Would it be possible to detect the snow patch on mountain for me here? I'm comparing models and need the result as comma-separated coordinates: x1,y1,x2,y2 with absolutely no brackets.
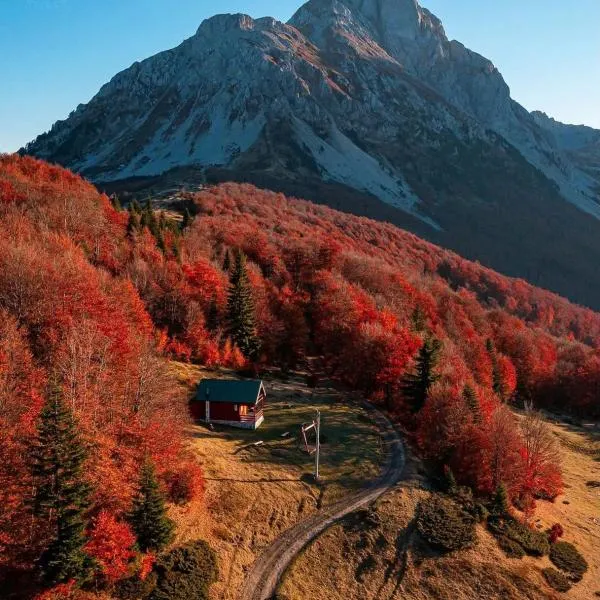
111,110,267,180
292,116,440,229
24,0,600,224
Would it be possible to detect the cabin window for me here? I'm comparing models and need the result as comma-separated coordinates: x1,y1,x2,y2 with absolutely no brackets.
240,405,248,416
234,404,238,412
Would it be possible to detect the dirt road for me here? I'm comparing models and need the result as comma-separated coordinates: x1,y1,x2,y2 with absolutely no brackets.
238,403,405,600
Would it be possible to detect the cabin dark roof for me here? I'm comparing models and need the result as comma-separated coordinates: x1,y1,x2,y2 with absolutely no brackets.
195,379,264,405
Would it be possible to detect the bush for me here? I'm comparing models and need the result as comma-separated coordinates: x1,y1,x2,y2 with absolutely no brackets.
164,463,204,505
150,540,218,600
549,541,588,582
542,567,572,593
491,483,510,516
487,516,550,557
496,535,525,559
116,572,158,600
416,495,476,552
548,523,564,544
471,502,489,523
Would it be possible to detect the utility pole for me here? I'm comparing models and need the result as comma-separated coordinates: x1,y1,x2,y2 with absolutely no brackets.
315,408,320,480
300,408,321,481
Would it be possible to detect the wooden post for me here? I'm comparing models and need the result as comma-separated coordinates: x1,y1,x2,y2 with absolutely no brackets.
315,409,320,480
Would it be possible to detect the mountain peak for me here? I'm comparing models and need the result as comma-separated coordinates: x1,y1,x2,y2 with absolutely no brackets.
195,13,256,36
291,0,445,40
345,0,420,36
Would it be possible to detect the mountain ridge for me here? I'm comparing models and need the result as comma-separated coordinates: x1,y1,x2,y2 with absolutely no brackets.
22,0,600,309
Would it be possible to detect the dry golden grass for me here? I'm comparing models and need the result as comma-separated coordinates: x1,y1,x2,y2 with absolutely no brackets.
279,423,600,600
532,420,600,599
168,363,599,599
168,363,384,600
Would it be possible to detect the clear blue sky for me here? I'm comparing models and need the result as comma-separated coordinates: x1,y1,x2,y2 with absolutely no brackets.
1,0,598,153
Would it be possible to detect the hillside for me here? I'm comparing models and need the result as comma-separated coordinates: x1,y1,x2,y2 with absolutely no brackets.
22,0,600,310
0,155,598,598
278,420,600,600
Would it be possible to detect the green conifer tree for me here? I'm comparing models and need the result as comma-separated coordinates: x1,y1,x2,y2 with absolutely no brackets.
127,211,140,237
156,230,166,254
29,384,92,584
443,466,458,494
463,384,481,423
491,483,510,516
110,194,122,211
129,460,175,553
172,237,182,262
222,249,231,273
487,338,506,401
401,337,441,413
206,297,219,332
226,251,260,360
181,208,193,231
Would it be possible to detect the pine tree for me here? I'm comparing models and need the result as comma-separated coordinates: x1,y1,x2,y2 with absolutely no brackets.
129,460,175,553
110,194,122,211
401,337,441,413
29,384,92,584
487,338,505,400
226,251,260,360
181,208,193,231
206,296,219,332
491,483,510,516
222,249,231,273
463,384,481,423
127,210,140,237
172,236,182,262
156,230,166,254
443,465,458,494
141,200,158,236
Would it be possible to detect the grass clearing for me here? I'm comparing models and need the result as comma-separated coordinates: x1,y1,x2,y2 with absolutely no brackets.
167,363,384,600
279,419,600,600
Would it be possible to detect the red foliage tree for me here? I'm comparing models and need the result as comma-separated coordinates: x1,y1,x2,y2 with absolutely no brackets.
85,511,136,583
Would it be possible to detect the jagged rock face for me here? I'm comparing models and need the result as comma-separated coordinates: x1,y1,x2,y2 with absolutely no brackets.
24,0,600,308
532,111,600,191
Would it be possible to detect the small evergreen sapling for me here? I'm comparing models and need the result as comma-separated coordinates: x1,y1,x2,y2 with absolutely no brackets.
463,384,481,423
129,460,175,553
401,337,441,413
491,483,510,516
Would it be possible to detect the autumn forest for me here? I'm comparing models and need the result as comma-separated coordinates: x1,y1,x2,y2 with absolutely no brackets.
0,155,598,598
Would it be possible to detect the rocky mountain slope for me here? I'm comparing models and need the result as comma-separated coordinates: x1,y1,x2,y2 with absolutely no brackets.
23,0,600,309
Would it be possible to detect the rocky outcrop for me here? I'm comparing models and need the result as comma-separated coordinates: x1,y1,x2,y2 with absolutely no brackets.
23,0,600,308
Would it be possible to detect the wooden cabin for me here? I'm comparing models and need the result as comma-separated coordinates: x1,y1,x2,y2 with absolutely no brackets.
191,379,266,430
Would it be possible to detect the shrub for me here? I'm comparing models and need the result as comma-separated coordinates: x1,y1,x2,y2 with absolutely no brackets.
471,503,489,523
164,463,205,505
487,516,550,557
548,523,564,544
542,568,572,593
491,483,510,516
549,541,588,582
416,495,476,552
116,573,158,600
496,535,525,559
150,540,218,600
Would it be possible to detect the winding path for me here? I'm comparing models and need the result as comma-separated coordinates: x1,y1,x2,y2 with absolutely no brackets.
238,402,405,600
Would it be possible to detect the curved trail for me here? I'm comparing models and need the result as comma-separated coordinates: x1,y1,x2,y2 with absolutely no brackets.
238,403,405,600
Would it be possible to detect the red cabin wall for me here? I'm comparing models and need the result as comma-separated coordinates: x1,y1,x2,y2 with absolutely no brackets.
209,402,241,421
189,401,206,421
